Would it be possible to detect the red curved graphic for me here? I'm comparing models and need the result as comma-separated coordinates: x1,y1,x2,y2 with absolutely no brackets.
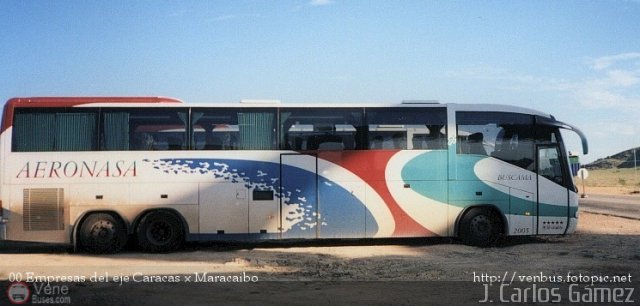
319,151,435,237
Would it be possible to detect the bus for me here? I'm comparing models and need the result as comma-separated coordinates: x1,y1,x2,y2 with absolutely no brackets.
0,97,588,253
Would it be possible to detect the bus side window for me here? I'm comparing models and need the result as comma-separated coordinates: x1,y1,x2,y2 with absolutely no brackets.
13,109,98,152
456,127,485,154
192,108,275,150
370,135,384,149
538,147,565,185
424,125,447,150
134,133,155,150
467,133,486,155
103,108,188,151
392,133,406,149
366,107,447,151
204,134,223,150
456,112,535,170
167,137,182,150
316,135,344,150
281,108,363,151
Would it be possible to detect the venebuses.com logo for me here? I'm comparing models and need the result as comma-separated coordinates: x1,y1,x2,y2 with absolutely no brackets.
5,281,72,305
6,282,30,304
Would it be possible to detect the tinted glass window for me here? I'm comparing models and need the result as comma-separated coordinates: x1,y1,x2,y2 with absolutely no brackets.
535,125,559,145
101,108,188,151
457,112,535,170
366,107,447,150
191,108,276,150
280,108,364,150
13,108,98,152
538,146,566,186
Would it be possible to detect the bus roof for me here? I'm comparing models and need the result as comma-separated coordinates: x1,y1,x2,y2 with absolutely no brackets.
2,96,554,132
1,97,183,133
5,96,183,105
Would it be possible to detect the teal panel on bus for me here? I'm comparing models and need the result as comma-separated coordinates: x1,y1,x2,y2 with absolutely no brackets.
454,154,487,181
400,151,448,203
538,203,575,217
400,151,448,181
449,181,510,213
510,194,534,216
404,181,449,204
448,181,509,202
452,166,509,214
399,150,573,218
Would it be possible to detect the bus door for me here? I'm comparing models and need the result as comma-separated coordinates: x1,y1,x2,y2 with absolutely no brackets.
280,153,318,239
536,145,570,234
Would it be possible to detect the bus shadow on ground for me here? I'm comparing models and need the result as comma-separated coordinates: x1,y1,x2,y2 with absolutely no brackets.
183,237,454,252
0,241,70,254
0,235,561,254
181,235,559,252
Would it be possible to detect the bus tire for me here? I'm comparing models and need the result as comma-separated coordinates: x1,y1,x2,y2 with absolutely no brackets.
78,213,127,254
136,210,184,253
458,208,502,247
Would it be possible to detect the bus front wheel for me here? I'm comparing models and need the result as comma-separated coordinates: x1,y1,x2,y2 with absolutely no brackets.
136,210,184,253
459,208,502,247
78,213,127,254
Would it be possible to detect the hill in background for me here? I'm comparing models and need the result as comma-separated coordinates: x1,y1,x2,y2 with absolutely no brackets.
586,147,640,170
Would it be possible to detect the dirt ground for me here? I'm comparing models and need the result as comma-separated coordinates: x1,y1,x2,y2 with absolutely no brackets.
1,211,639,304
1,212,638,281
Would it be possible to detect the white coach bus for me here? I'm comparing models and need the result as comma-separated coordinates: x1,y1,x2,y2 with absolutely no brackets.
0,97,588,253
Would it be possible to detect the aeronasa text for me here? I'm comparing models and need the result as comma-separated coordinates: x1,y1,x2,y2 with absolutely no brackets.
16,160,137,179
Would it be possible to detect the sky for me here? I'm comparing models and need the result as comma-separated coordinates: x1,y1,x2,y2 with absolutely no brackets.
1,0,639,163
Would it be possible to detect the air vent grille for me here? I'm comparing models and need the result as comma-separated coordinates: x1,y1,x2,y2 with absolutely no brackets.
23,188,64,231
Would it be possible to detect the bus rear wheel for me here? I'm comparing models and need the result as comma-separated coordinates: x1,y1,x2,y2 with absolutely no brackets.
459,208,502,247
136,210,184,253
78,213,127,254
